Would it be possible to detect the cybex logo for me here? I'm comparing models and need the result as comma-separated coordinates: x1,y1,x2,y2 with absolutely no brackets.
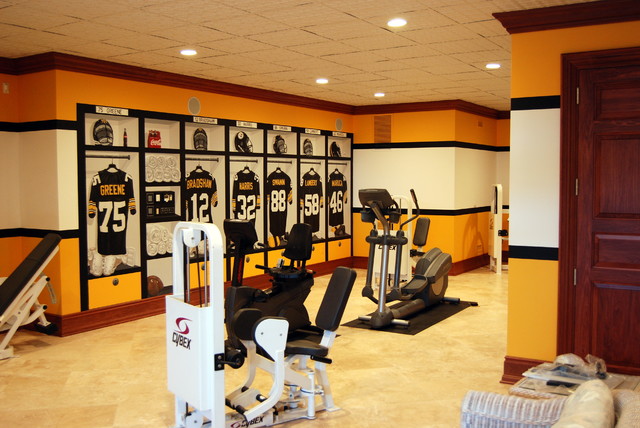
230,415,265,427
172,317,192,349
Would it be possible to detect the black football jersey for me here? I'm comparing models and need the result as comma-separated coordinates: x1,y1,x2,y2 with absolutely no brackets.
232,168,261,224
299,169,323,232
266,169,292,236
327,170,348,226
184,167,217,223
88,168,136,255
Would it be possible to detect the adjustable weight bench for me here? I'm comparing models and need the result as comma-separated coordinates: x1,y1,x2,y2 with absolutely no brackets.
0,233,60,359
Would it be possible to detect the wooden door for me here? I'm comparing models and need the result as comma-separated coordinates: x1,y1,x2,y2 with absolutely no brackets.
560,47,640,375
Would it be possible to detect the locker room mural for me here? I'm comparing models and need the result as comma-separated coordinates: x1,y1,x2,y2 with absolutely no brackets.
77,104,351,312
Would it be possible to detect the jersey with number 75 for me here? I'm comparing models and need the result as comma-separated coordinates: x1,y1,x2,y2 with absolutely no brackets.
88,169,136,256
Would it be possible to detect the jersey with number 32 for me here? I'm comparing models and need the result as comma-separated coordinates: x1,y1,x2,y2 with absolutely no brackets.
232,168,261,224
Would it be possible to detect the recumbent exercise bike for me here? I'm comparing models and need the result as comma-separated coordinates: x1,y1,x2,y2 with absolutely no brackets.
223,219,318,360
358,188,460,329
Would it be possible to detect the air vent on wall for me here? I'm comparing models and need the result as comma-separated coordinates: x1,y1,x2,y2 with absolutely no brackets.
374,115,391,143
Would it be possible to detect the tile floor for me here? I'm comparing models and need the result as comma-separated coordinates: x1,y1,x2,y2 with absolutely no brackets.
0,267,511,427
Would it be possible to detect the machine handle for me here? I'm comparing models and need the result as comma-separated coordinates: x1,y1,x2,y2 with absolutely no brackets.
400,188,421,229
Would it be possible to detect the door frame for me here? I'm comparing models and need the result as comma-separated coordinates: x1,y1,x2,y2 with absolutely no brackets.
558,46,640,355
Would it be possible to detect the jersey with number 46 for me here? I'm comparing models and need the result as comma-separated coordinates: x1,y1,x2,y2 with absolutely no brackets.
299,169,323,232
266,169,292,236
327,170,348,226
88,169,136,255
232,168,261,224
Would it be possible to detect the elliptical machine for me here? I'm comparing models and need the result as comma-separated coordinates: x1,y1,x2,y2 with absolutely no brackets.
358,188,459,329
223,219,315,352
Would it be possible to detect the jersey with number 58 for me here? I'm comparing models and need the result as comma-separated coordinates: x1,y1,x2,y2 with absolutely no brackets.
299,169,323,233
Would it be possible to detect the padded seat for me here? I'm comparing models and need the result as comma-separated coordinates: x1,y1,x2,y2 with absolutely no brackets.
285,339,329,358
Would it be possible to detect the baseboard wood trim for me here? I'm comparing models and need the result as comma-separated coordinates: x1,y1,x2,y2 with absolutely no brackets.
47,295,167,337
502,355,548,384
45,258,359,336
43,255,492,336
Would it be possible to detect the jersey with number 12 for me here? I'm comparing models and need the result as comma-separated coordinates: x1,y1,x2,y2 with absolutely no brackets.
184,167,217,223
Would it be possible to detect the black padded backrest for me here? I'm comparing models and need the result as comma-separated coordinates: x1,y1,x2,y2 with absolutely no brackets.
0,233,61,316
282,223,312,261
413,217,430,247
315,267,357,332
232,308,264,341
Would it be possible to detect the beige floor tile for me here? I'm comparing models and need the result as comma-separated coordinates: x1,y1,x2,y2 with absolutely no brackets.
0,267,510,427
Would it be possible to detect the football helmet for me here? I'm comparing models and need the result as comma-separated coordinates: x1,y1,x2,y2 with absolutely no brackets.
193,127,208,150
273,135,287,154
330,141,341,157
303,138,313,156
234,131,253,152
93,119,113,146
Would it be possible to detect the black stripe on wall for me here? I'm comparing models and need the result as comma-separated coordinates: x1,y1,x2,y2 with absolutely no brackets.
352,206,491,216
0,228,80,239
0,120,77,132
511,96,561,111
509,245,558,261
353,141,509,152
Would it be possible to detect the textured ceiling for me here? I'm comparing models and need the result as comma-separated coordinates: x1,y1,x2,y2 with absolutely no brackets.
0,0,596,111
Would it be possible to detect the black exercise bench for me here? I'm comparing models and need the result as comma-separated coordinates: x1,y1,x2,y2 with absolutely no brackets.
0,233,60,359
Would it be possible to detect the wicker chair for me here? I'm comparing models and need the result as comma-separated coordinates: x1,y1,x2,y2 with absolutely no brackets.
460,380,640,428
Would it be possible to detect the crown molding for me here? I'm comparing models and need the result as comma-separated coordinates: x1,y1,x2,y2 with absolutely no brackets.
7,52,355,114
1,52,508,118
353,99,504,119
494,0,640,34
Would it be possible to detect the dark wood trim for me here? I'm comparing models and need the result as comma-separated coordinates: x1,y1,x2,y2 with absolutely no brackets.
494,0,640,35
1,52,508,119
450,254,489,276
46,295,167,336
558,45,640,357
352,254,490,276
353,99,503,119
351,256,368,270
0,57,16,74
43,254,490,336
497,111,511,120
558,50,580,357
502,355,548,384
8,52,354,115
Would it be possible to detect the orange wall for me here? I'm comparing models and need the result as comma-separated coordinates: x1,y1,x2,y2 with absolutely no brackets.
511,21,640,98
0,74,20,122
53,70,353,132
507,20,640,362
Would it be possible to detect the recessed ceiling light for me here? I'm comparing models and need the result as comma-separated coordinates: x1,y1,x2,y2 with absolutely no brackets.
316,78,329,84
485,63,501,69
180,49,197,56
374,92,385,98
387,18,407,28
